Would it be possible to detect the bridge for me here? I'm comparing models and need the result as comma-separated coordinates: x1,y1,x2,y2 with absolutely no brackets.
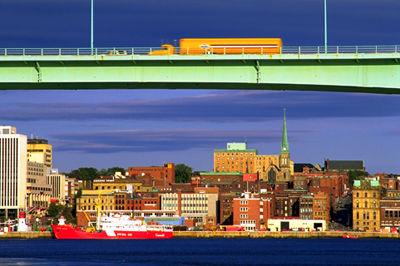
0,45,399,94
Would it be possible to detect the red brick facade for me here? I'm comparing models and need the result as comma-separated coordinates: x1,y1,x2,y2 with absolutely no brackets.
127,163,175,184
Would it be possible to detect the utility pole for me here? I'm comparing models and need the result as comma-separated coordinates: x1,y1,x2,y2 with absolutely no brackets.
91,0,94,54
324,0,328,53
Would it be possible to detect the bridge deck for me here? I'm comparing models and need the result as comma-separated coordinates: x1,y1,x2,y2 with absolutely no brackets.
0,46,399,94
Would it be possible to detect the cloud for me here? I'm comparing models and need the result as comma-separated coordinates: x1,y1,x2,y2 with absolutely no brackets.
1,91,400,123
50,129,285,153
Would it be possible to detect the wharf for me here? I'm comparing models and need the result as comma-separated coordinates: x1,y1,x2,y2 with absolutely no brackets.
173,231,400,239
1,231,399,239
0,231,52,239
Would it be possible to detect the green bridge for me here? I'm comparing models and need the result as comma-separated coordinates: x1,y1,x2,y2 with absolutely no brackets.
0,46,399,94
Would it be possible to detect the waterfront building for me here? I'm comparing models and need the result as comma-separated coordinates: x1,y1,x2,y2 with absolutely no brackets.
267,218,326,232
160,189,218,228
300,195,313,220
352,180,381,232
380,198,400,230
127,163,175,184
219,193,238,225
26,161,52,210
233,192,261,231
27,138,52,169
312,192,330,223
0,126,27,218
76,191,115,211
46,169,66,203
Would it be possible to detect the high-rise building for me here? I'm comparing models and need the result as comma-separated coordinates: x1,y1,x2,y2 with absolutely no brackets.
27,161,52,209
27,139,52,169
0,126,27,218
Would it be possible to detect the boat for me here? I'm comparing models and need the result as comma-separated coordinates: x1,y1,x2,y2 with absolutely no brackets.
52,213,173,240
342,234,358,239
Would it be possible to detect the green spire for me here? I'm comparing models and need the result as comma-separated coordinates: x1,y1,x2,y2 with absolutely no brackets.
281,108,289,154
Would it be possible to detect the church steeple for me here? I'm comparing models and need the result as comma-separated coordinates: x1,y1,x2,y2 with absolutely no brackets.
280,108,289,154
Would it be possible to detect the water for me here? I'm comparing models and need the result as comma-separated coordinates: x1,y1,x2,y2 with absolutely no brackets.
0,238,398,265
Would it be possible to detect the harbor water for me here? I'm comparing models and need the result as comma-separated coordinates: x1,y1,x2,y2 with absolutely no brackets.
0,238,398,265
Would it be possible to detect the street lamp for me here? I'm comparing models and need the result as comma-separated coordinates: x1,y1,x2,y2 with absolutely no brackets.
91,0,94,54
324,0,328,53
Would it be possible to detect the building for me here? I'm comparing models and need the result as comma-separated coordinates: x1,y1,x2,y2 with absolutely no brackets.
300,195,313,220
0,126,27,218
46,169,66,203
214,110,294,184
161,189,219,228
76,191,115,211
26,161,52,210
312,192,330,223
214,142,257,173
267,218,326,232
27,138,52,169
233,193,261,231
352,180,381,232
127,163,175,184
126,196,160,211
380,199,400,230
324,159,365,172
65,177,78,207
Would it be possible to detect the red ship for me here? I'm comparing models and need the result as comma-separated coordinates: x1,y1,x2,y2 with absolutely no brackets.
52,213,173,240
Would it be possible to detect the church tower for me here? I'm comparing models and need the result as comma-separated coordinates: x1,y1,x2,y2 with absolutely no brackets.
278,108,291,182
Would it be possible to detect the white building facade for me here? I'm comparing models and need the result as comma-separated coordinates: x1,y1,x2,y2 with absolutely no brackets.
0,126,27,218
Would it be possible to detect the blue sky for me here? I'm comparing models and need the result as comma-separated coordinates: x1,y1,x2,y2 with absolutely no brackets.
1,0,400,174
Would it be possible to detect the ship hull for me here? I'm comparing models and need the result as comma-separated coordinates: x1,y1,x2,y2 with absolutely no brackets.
52,225,173,240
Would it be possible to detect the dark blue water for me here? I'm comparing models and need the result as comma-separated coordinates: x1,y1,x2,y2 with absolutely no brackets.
0,238,397,265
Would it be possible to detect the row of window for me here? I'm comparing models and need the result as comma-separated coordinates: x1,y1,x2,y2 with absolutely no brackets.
355,201,377,208
355,192,378,198
355,212,377,220
181,210,207,214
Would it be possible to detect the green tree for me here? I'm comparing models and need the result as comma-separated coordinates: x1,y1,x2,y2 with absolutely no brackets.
349,170,369,187
175,164,193,183
106,167,126,176
66,167,99,181
47,202,62,218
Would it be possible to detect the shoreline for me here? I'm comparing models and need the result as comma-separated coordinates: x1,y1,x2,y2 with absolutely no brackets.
1,231,400,239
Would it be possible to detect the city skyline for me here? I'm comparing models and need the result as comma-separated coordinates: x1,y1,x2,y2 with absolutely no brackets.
1,0,400,173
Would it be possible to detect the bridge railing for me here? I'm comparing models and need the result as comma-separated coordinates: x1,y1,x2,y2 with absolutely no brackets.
0,45,399,56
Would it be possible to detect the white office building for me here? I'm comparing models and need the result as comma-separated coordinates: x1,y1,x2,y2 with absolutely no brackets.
0,126,27,218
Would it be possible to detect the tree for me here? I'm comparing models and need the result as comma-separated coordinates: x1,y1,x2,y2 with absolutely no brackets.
47,202,62,218
105,167,126,176
175,164,193,183
66,167,99,181
349,170,369,187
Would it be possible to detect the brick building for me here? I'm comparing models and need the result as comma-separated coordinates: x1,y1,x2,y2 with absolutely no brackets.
126,196,160,211
380,199,400,230
127,163,175,184
300,195,313,220
312,192,330,223
233,193,261,231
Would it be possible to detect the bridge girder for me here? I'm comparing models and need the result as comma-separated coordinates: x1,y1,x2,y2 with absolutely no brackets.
0,54,399,94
